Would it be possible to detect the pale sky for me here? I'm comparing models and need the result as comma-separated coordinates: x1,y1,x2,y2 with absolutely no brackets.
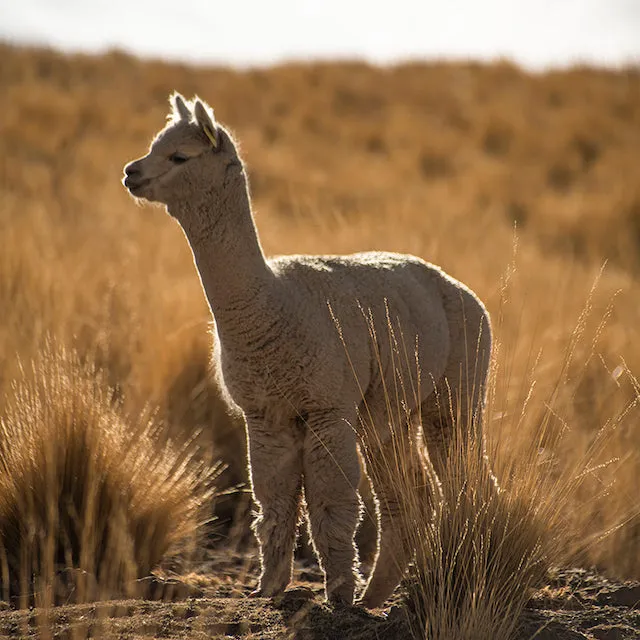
2,0,639,69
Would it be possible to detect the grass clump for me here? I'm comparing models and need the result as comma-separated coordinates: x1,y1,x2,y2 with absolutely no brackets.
402,426,551,640
401,381,637,640
0,343,217,607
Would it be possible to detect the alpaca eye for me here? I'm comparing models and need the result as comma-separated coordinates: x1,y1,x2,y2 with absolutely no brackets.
169,152,189,164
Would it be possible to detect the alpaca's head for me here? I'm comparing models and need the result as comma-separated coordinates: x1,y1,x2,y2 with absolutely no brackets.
123,93,243,212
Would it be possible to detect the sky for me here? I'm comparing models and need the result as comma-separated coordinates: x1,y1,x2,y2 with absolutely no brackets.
1,0,639,70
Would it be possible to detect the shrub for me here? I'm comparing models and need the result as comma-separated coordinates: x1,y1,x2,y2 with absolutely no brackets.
0,343,217,606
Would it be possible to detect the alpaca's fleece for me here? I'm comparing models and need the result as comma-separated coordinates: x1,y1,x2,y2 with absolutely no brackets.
123,93,492,608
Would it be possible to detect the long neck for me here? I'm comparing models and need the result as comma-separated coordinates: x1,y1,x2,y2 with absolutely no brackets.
169,171,277,343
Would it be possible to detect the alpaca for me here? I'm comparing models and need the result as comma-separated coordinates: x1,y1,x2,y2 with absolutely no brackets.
123,93,492,608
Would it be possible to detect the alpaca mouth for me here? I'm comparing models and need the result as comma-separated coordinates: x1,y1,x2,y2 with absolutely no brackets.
123,176,150,195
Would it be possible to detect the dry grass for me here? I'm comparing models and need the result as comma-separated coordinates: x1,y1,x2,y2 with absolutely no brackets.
0,42,639,624
0,343,216,606
402,423,551,640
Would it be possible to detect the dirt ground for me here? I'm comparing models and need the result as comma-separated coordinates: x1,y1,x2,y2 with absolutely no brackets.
0,549,638,640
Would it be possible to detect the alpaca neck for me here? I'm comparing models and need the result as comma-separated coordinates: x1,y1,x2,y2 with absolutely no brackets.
169,173,276,343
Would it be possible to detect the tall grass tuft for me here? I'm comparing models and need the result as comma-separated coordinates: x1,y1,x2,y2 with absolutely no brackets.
401,420,551,640
0,342,217,607
401,371,637,640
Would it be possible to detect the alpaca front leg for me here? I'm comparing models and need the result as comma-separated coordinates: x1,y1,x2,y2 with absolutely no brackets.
303,410,362,605
247,418,303,597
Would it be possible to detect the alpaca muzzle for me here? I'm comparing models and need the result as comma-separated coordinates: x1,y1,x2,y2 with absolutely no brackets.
123,164,150,194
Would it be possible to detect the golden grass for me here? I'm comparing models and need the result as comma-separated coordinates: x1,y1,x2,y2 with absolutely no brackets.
0,42,639,608
0,343,216,606
403,423,551,640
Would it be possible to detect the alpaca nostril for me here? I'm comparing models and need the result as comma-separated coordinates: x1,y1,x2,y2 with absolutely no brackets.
125,162,142,177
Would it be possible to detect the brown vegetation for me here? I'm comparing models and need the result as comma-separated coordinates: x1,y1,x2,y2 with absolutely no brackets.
0,43,639,635
0,343,216,606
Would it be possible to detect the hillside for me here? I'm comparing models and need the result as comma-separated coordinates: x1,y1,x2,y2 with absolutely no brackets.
0,44,639,638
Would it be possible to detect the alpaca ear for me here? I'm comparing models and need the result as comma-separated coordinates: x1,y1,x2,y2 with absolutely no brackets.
194,99,218,148
171,92,191,121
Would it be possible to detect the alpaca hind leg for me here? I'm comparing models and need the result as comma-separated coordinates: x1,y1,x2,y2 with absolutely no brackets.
421,361,488,485
420,386,455,483
303,410,362,605
359,435,428,609
247,419,303,597
421,348,497,497
427,288,492,473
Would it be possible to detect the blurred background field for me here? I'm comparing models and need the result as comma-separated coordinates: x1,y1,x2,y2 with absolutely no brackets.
0,42,639,585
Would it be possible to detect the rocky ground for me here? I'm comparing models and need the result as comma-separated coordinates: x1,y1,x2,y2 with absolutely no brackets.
521,568,640,640
0,551,638,639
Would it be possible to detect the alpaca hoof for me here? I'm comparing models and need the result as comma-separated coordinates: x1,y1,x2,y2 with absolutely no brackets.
248,588,264,598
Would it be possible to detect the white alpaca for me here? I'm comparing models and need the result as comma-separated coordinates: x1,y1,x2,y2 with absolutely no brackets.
123,94,491,608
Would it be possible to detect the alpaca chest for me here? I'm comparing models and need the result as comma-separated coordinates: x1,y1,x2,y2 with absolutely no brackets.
215,333,365,411
219,353,306,407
